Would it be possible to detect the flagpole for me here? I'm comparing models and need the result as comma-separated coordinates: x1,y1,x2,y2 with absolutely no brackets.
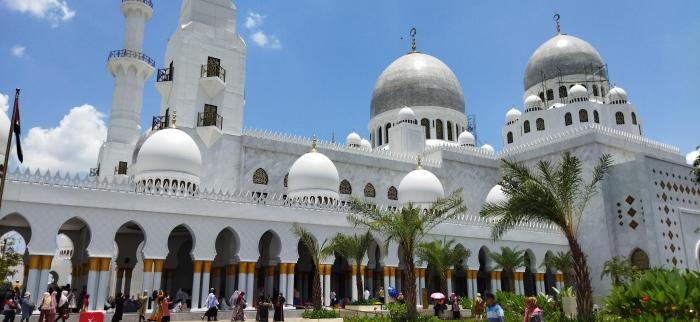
0,88,19,215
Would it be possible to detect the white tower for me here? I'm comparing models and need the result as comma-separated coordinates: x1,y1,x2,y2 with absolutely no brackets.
97,0,155,178
154,0,246,147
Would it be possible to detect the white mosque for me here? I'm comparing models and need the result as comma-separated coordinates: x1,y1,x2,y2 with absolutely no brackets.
0,0,698,313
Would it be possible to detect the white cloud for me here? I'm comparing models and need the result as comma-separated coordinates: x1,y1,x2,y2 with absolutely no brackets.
0,93,8,112
2,0,75,27
244,12,264,30
17,104,107,174
11,45,25,57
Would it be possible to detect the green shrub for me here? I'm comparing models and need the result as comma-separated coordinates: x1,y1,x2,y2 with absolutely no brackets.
385,302,407,321
457,296,473,310
603,269,700,320
349,298,376,305
494,290,525,313
302,309,339,319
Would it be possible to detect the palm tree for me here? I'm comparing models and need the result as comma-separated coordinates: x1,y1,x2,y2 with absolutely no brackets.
416,237,471,293
480,152,612,321
541,251,575,288
601,256,633,287
291,223,334,310
692,149,700,184
488,246,525,293
349,189,467,320
326,231,374,301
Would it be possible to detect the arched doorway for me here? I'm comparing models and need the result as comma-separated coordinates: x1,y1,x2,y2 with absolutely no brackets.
630,248,650,271
453,244,468,297
113,221,145,297
366,241,383,297
54,217,91,296
477,247,491,294
164,225,194,307
523,251,537,295
542,251,557,295
330,252,351,301
212,228,240,299
0,213,31,290
257,230,281,299
295,238,315,306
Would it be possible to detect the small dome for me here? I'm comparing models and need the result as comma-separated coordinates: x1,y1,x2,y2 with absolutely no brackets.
686,149,700,166
0,110,9,160
569,84,588,99
524,95,544,112
481,144,495,153
457,131,475,147
360,139,372,151
607,86,628,104
346,131,361,147
524,34,605,90
398,166,444,205
485,184,507,204
135,128,202,183
397,107,416,122
505,107,521,124
288,144,340,201
371,52,464,118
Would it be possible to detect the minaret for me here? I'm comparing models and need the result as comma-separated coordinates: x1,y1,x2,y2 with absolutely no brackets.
97,0,155,178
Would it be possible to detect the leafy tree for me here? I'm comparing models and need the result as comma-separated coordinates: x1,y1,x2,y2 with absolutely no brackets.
291,223,334,310
326,231,374,300
0,236,22,284
541,251,575,288
349,189,467,320
416,237,470,293
601,256,633,287
488,246,525,292
480,152,612,321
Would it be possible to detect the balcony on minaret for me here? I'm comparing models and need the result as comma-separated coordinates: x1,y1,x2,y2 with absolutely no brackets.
107,49,155,80
199,57,226,98
196,104,223,147
122,0,152,9
155,63,174,98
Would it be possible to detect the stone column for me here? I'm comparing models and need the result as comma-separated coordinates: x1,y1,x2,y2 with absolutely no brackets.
265,266,274,297
414,269,421,307
515,271,524,295
142,259,154,293
225,264,237,296
349,265,357,301
200,261,212,309
191,260,202,310
418,268,426,307
95,258,112,311
490,271,500,292
389,267,396,290
278,263,287,302
246,262,255,304
152,259,164,293
85,257,99,310
382,267,390,303
322,264,331,307
466,270,475,298
359,266,365,298
446,269,453,296
237,262,247,297
25,255,41,301
365,268,373,294
38,255,53,293
286,264,295,306
537,273,545,295
124,268,133,295
115,268,124,295
556,273,564,290
210,267,220,297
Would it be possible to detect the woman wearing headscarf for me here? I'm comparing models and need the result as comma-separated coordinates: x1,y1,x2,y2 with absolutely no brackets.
231,292,245,321
273,292,284,322
111,293,124,322
147,291,164,322
3,291,18,322
19,293,33,322
449,293,460,319
39,290,55,322
256,294,271,322
80,294,89,312
55,290,69,322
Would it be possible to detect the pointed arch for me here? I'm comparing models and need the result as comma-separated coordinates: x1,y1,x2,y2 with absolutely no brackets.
387,186,398,201
363,183,376,198
536,118,545,131
564,113,572,126
421,118,430,139
629,248,649,270
339,180,352,195
579,109,589,123
615,111,625,125
436,120,444,140
593,110,600,123
253,168,269,185
523,120,531,133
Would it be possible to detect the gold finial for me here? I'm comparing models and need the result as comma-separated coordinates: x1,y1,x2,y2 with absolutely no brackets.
170,110,177,128
410,27,417,53
553,13,561,34
416,155,423,170
311,137,317,152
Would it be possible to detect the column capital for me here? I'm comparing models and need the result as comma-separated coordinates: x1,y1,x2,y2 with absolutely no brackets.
202,260,213,273
246,261,256,273
279,263,289,274
143,258,154,272
153,259,165,272
193,260,203,273
40,255,54,270
446,269,453,279
99,258,111,271
266,266,275,276
27,255,41,269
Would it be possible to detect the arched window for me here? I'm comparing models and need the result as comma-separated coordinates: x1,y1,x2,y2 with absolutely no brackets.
631,112,638,125
538,92,545,102
536,118,545,131
593,84,599,96
364,183,376,198
630,248,650,270
253,168,268,185
447,121,453,141
339,180,352,195
378,126,383,145
558,86,568,98
579,109,589,122
564,113,572,126
523,120,531,133
546,89,554,101
421,118,430,139
615,112,625,125
385,123,391,144
387,186,398,200
601,86,607,97
594,110,600,123
506,132,513,144
436,120,444,140
283,173,288,188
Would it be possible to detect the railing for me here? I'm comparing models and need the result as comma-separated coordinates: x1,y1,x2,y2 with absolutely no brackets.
108,49,155,67
157,67,173,82
122,0,153,9
152,115,169,130
201,64,226,82
198,111,223,129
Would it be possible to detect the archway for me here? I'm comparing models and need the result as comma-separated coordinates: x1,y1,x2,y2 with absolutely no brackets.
49,234,74,287
453,244,468,297
212,228,240,299
0,214,30,288
477,247,491,294
542,251,557,295
366,240,383,297
163,225,194,304
630,248,650,271
257,230,281,299
113,221,145,297
523,251,537,295
294,238,315,306
53,217,91,293
330,252,351,301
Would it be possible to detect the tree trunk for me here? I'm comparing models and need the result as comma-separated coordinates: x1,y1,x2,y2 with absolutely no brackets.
567,236,594,321
440,271,447,296
355,265,364,302
312,265,322,310
508,270,516,293
402,252,418,320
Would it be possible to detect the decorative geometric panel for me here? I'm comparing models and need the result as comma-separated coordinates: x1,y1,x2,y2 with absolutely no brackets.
627,208,637,217
629,220,638,230
253,168,269,185
339,179,352,195
668,230,673,240
363,183,376,198
625,195,635,204
660,181,666,189
662,193,667,202
664,205,670,214
669,244,676,253
672,257,678,266
665,218,671,227
387,186,398,201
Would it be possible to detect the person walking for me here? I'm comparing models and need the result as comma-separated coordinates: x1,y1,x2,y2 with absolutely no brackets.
111,293,124,322
161,294,170,322
38,290,55,322
256,295,271,322
68,289,77,313
363,288,370,301
80,294,89,313
137,291,148,322
484,292,504,322
450,293,461,319
19,293,33,322
147,291,164,322
377,287,385,303
523,296,543,322
273,292,284,322
3,291,18,322
203,288,218,321
473,293,484,321
230,292,245,322
55,290,69,322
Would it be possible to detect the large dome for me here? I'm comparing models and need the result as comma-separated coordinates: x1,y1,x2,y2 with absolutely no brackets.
371,52,464,118
135,128,202,181
524,34,605,90
287,146,340,201
398,166,444,205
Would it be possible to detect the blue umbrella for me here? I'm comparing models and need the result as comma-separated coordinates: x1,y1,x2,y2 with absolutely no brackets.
387,287,398,298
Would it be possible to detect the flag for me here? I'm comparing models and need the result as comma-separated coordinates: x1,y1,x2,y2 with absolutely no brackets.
11,90,22,163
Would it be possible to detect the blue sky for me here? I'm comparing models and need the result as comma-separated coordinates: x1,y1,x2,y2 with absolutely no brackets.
0,0,698,172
